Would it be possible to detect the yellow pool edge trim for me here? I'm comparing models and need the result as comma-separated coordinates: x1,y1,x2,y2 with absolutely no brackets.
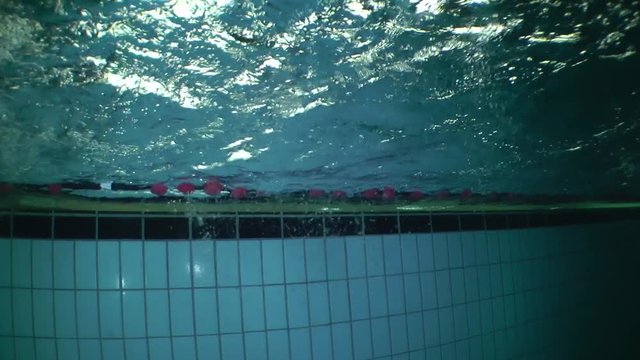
1,192,639,213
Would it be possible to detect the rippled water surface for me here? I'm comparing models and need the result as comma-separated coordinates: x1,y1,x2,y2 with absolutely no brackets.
0,0,639,195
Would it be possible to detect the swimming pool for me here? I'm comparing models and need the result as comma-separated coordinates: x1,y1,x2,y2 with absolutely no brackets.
1,1,639,359
0,0,639,196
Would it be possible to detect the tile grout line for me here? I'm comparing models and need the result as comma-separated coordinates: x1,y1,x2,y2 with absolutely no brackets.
427,212,443,359
280,212,292,360
444,216,457,356
29,215,37,360
321,215,336,360
95,215,105,360
303,233,314,360
413,220,428,357
51,212,59,360
456,214,470,358
341,220,356,360
380,232,393,357
497,215,509,358
397,211,412,356
214,229,223,360
259,230,271,360
118,222,128,360
164,235,175,360
360,212,376,358
9,210,17,360
237,230,247,360
141,216,152,360
483,214,499,357
352,212,362,359
188,216,200,360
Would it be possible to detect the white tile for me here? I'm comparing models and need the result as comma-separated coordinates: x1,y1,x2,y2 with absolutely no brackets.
346,237,366,278
284,239,306,283
145,290,170,337
194,288,218,334
122,290,146,337
121,242,143,289
325,237,347,280
76,291,99,337
290,328,311,360
35,339,56,360
349,278,369,320
172,337,197,360
143,242,167,288
383,235,403,275
242,287,265,331
267,330,289,360
400,235,420,273
332,323,353,360
371,317,391,357
261,240,284,285
308,282,330,326
32,240,53,288
97,242,120,289
352,319,372,360
286,284,309,328
244,332,267,360
264,285,287,330
221,334,244,360
368,276,388,317
192,240,216,287
305,238,327,282
389,315,408,355
53,241,75,289
365,236,384,276
33,289,55,337
239,240,262,285
99,290,122,337
168,242,191,288
218,288,241,333
387,275,405,315
311,325,332,360
12,240,32,288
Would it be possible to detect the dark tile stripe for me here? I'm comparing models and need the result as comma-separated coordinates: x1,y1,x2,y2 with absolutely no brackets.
460,215,484,231
399,215,431,233
528,213,548,227
431,215,460,232
238,217,281,238
55,216,96,239
98,217,142,239
192,217,236,239
508,214,528,229
144,217,188,239
364,216,398,235
13,215,51,238
0,214,9,237
325,216,362,236
283,217,323,238
2,209,637,240
485,214,509,230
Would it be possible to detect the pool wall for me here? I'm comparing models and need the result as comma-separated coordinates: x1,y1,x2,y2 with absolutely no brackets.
0,212,638,360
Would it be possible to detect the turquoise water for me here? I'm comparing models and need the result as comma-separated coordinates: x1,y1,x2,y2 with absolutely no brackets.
0,0,639,195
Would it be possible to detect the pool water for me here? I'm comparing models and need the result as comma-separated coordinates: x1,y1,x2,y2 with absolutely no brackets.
0,0,639,196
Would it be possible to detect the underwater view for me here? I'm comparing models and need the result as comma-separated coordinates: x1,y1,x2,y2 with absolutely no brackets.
2,2,640,360
0,0,639,197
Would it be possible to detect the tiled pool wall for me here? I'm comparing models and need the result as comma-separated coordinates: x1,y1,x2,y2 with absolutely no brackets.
0,211,638,360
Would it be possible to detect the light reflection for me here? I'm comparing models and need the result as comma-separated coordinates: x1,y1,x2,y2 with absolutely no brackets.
222,137,253,150
228,149,252,162
193,263,202,276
